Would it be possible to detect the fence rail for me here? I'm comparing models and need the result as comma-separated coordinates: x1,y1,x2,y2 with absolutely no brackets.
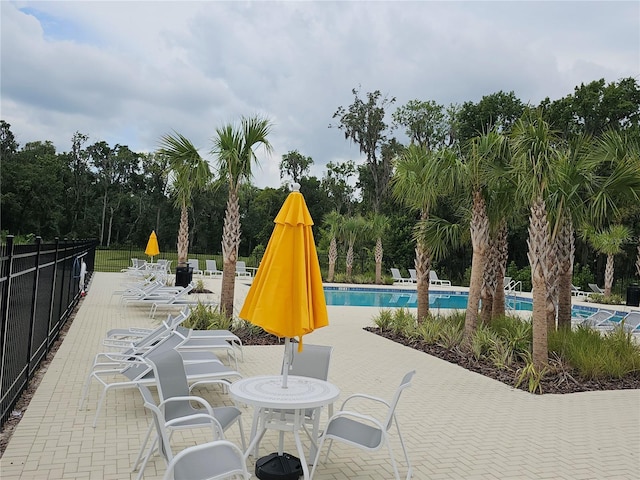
0,236,97,428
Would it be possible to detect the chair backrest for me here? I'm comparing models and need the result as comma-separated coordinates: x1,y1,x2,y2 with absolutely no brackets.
383,370,415,432
622,312,640,332
589,283,604,293
188,259,199,270
162,440,250,480
429,271,439,281
236,261,247,272
145,347,194,422
409,269,417,281
390,268,402,279
122,332,185,381
206,259,218,271
283,344,333,381
581,310,612,327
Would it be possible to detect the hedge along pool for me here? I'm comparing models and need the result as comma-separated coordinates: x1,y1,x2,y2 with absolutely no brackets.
323,286,602,319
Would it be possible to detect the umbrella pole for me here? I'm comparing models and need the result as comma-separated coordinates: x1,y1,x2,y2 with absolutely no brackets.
282,337,291,388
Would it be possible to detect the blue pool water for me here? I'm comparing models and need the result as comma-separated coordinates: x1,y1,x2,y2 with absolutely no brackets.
323,286,604,319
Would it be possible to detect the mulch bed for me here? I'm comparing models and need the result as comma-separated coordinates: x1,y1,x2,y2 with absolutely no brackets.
364,326,640,394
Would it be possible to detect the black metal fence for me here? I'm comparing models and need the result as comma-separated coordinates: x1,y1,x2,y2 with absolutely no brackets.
0,236,97,428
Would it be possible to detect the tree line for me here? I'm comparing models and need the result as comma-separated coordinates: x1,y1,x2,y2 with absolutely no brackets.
2,77,640,353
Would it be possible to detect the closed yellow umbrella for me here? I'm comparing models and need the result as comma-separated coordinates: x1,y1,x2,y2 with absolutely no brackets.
145,230,160,260
239,183,328,387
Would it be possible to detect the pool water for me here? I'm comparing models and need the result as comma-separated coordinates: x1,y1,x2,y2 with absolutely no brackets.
323,286,601,319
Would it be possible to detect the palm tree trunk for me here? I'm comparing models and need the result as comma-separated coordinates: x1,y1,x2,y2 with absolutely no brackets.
556,218,574,330
528,197,549,369
465,190,489,340
327,237,337,282
545,236,560,332
346,244,354,278
604,254,614,297
636,245,640,277
375,238,383,284
415,243,431,322
177,203,189,265
220,189,240,317
492,221,508,318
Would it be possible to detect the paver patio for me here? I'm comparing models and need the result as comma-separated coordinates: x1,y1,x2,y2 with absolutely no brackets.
0,272,638,479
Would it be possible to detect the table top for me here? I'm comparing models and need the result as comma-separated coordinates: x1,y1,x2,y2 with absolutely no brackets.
229,375,340,410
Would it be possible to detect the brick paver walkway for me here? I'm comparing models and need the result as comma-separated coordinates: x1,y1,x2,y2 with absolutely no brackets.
1,272,638,479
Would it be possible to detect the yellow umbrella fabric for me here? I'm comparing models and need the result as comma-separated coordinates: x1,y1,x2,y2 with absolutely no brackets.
239,184,328,350
145,230,160,258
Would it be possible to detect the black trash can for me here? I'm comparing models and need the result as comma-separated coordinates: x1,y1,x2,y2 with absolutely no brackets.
626,283,640,307
175,265,193,288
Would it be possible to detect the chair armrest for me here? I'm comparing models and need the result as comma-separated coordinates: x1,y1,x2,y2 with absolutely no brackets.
189,379,232,392
339,393,390,410
159,395,215,416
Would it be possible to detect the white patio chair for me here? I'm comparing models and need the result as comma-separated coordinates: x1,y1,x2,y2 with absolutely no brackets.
162,440,250,480
133,347,245,479
408,269,418,283
390,268,412,284
429,270,451,286
310,370,415,480
204,259,223,277
188,259,203,275
620,311,640,333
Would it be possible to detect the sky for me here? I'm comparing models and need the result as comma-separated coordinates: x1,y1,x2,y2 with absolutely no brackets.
2,0,639,189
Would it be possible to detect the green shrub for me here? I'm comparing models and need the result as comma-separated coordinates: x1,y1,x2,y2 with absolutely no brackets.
549,325,640,380
470,324,500,361
182,303,232,331
587,293,624,305
571,263,594,291
373,309,394,330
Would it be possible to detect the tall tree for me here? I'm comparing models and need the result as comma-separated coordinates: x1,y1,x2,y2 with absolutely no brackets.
589,225,632,297
368,213,390,284
158,133,212,265
392,99,447,151
213,115,273,317
321,160,356,214
510,111,559,369
323,210,343,282
279,150,312,184
458,91,525,144
392,145,458,321
333,88,396,212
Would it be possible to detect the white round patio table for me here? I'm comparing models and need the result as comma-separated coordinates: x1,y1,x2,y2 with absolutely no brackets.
229,375,340,479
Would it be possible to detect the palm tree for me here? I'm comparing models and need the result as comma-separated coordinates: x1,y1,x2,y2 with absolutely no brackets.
212,115,273,316
392,145,458,322
323,210,343,282
158,132,212,266
342,215,367,279
510,111,559,369
589,225,632,297
368,213,390,284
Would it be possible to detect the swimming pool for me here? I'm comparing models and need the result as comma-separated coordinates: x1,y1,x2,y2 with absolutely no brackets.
323,286,602,319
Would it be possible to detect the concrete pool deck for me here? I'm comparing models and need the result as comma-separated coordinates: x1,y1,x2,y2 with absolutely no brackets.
0,272,638,479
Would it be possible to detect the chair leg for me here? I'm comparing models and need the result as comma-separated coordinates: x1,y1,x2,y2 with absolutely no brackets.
386,440,401,480
395,422,412,479
132,422,155,471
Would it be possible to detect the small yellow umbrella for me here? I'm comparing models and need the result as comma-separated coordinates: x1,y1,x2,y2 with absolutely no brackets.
145,230,160,261
240,183,328,387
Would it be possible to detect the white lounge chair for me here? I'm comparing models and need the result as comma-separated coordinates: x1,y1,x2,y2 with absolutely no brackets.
187,259,203,275
408,269,418,283
620,311,640,333
79,332,242,427
311,370,415,480
571,284,589,298
235,261,252,277
580,310,615,328
588,283,605,294
204,259,223,277
390,268,412,284
429,270,452,286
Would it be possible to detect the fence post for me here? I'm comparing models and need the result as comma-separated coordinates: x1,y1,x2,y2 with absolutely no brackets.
0,235,15,374
26,237,42,376
47,238,60,352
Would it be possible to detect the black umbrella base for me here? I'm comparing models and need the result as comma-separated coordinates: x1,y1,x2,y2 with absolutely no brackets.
255,452,303,480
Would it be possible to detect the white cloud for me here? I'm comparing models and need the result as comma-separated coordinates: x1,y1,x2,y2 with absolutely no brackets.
2,0,638,188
